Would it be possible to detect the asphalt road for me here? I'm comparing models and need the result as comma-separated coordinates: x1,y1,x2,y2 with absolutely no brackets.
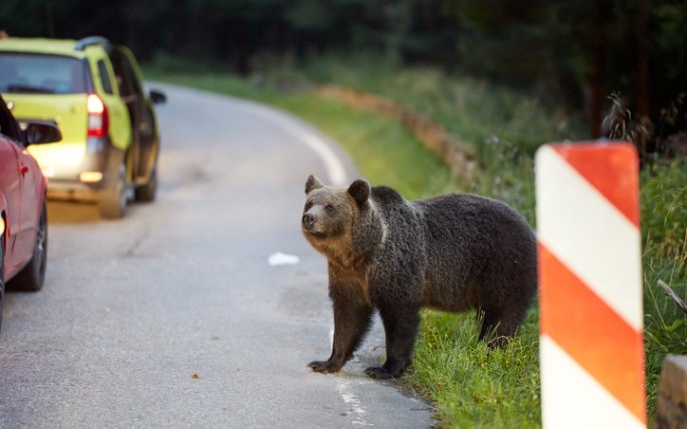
0,84,434,428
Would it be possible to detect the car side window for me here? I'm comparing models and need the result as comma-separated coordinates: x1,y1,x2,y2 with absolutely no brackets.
97,60,114,95
110,50,141,98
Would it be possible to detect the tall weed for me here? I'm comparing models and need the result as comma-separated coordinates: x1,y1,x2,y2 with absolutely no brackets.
641,161,687,263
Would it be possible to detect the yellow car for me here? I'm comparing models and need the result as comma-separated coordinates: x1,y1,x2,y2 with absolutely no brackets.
0,36,166,218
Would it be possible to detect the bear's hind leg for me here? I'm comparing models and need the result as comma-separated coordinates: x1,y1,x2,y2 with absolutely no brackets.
480,307,520,348
365,305,420,379
308,297,374,374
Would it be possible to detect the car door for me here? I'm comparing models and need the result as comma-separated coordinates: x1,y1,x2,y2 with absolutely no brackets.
0,134,25,276
13,138,42,263
0,102,41,277
109,47,152,181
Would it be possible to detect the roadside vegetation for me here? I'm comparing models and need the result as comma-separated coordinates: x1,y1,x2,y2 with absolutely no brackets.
146,57,686,428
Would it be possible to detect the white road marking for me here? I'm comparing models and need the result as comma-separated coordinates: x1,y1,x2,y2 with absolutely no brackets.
337,379,374,427
238,102,348,187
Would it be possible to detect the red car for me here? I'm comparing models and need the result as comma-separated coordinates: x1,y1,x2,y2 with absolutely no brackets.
0,94,61,332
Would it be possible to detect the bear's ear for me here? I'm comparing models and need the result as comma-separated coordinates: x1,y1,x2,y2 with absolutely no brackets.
305,175,324,194
348,179,370,205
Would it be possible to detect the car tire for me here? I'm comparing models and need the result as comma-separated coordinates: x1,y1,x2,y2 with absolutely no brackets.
135,164,157,203
8,199,47,292
100,159,128,219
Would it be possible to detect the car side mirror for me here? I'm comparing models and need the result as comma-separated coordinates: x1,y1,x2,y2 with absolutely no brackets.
23,121,62,145
149,89,166,105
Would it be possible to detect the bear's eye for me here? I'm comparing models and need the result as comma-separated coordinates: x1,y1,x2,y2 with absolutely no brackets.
324,204,335,213
305,201,313,211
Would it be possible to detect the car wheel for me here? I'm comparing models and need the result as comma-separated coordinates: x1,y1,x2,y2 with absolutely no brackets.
8,199,47,292
100,160,128,219
135,164,157,202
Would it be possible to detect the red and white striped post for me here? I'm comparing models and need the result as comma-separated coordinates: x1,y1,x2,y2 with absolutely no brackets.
536,142,645,428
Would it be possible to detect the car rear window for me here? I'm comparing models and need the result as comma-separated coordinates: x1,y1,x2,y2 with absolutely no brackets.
0,53,88,94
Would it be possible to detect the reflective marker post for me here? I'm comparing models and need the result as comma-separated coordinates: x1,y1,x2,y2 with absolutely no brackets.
536,142,645,429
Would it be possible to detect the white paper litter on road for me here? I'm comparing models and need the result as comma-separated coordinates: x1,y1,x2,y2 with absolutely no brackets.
268,252,300,266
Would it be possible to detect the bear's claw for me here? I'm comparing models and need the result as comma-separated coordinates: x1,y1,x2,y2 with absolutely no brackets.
364,366,400,379
308,360,341,374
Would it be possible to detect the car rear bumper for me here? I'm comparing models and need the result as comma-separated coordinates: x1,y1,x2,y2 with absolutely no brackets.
42,137,125,202
46,181,100,202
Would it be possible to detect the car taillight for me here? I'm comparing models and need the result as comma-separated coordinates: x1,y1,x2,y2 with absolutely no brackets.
87,94,108,137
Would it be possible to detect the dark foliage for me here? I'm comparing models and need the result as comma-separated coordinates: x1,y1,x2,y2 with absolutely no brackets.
0,0,685,140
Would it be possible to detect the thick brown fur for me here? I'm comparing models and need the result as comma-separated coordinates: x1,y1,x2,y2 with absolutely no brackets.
301,175,537,379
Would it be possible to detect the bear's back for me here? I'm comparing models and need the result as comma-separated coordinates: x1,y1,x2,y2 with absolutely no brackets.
418,193,534,253
416,193,537,310
370,190,534,256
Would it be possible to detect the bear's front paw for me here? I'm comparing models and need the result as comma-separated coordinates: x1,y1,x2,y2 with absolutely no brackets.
308,360,341,374
364,366,401,379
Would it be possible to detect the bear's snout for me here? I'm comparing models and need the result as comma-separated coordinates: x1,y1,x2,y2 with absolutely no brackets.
302,213,316,230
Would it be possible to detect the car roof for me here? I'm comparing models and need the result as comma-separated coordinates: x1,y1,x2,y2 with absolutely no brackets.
0,37,109,58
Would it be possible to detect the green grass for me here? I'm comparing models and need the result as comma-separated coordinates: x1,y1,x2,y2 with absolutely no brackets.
145,59,687,427
410,310,541,428
640,161,687,418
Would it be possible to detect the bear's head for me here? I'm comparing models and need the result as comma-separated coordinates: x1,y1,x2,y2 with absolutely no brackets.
301,175,371,240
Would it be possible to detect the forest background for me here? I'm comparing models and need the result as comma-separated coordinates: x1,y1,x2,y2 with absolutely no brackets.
2,0,686,143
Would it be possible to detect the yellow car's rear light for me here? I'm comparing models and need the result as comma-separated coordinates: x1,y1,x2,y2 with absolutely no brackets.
86,94,108,137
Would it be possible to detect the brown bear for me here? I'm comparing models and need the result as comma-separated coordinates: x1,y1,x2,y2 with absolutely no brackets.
301,175,537,379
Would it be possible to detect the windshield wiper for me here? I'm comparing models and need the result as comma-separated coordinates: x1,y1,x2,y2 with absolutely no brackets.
5,84,56,94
